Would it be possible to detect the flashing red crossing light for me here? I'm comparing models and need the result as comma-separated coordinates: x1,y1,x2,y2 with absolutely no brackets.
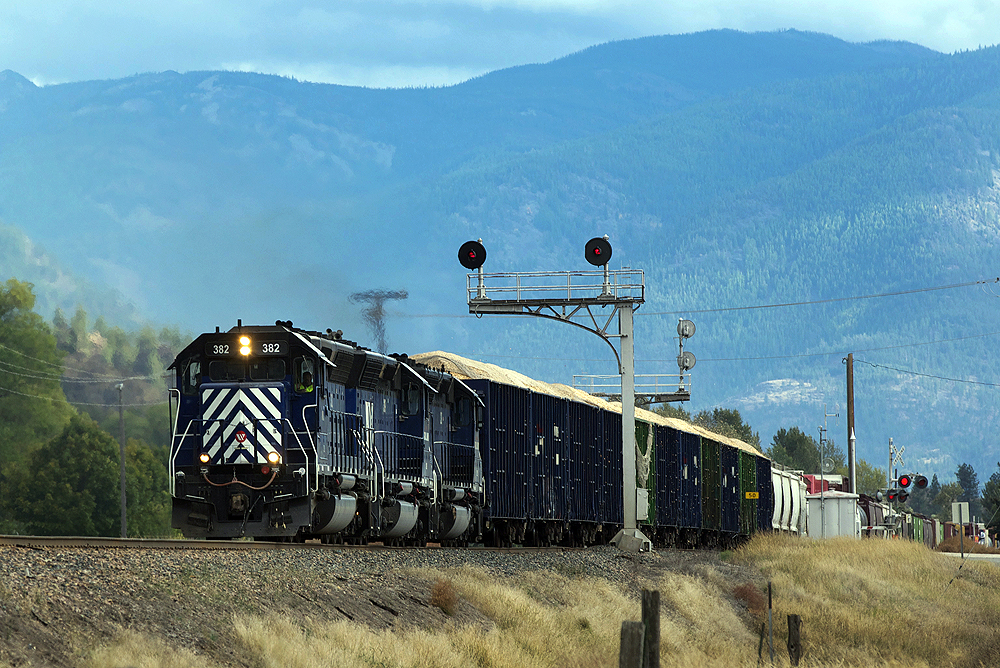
898,474,912,489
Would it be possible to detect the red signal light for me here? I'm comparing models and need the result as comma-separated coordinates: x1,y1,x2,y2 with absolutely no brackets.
585,237,613,266
898,474,912,489
458,240,487,269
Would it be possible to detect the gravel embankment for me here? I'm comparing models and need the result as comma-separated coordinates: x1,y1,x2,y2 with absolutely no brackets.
1,543,699,667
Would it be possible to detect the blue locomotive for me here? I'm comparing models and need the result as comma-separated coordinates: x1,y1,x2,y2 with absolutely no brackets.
169,322,806,546
168,321,484,544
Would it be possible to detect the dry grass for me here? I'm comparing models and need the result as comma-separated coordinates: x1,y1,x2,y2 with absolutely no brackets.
734,533,1000,667
86,631,215,668
87,536,1000,668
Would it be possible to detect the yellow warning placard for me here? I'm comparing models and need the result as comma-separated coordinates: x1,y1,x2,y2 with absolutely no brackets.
745,492,759,499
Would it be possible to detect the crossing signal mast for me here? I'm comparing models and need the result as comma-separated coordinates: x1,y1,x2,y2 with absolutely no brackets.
458,236,686,552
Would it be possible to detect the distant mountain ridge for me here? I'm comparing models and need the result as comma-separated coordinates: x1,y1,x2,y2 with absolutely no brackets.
2,29,1000,482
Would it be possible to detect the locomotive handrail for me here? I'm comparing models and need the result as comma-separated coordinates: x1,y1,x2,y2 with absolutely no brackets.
169,418,198,496
300,403,319,493
370,429,426,495
435,440,478,487
356,427,385,506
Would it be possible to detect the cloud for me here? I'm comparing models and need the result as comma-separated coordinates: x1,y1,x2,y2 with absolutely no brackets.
1,0,998,89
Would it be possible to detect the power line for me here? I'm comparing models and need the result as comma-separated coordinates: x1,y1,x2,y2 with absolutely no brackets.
462,330,1000,364
0,382,167,407
641,277,999,316
396,277,999,319
854,359,1000,388
0,341,139,379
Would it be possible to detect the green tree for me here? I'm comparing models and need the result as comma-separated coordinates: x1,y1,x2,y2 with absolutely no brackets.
691,407,761,451
9,414,120,536
125,438,171,537
956,463,982,520
766,426,845,473
653,403,692,421
933,481,964,521
981,463,1000,534
0,279,74,464
0,279,76,531
854,459,887,497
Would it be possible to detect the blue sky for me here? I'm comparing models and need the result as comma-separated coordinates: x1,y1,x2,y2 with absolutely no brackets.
2,1,999,87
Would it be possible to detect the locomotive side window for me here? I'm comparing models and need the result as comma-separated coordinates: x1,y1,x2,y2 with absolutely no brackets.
400,383,421,416
209,360,245,381
250,358,286,381
181,359,201,395
453,396,472,427
294,357,316,392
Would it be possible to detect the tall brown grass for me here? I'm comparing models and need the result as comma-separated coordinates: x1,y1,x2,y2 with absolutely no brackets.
87,536,1000,668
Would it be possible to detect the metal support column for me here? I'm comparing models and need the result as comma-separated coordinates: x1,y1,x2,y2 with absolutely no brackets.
610,304,652,552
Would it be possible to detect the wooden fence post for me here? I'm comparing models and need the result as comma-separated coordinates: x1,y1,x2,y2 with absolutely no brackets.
641,589,660,668
619,621,645,668
787,614,802,666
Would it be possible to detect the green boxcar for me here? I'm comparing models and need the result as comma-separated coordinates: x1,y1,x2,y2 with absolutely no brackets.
739,451,758,537
701,437,722,538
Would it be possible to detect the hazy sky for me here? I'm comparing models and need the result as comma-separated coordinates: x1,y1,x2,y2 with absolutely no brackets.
3,0,999,88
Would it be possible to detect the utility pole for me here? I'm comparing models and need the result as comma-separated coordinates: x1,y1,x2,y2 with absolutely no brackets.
117,382,127,539
845,353,856,494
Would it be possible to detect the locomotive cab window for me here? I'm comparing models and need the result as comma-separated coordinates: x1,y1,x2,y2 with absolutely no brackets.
250,358,286,381
209,360,245,381
294,357,316,392
180,359,201,395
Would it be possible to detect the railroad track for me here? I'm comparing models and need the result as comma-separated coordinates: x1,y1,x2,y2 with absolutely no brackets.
0,534,581,552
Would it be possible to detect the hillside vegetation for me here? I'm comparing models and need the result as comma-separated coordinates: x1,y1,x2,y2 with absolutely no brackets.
2,30,1000,478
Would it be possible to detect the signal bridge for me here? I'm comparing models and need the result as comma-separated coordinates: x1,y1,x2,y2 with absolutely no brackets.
467,267,644,370
459,237,696,553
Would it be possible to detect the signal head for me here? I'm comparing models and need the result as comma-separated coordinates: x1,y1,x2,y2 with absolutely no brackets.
898,474,912,489
914,475,928,489
585,236,613,266
898,489,909,503
458,240,487,270
887,489,898,502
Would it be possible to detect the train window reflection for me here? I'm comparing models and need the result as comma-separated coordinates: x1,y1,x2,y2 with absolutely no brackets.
250,358,286,381
209,360,245,381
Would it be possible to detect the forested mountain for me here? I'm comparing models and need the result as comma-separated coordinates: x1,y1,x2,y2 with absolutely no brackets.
2,29,1000,485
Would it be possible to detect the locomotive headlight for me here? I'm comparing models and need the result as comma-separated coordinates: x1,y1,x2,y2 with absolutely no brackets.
199,452,210,464
267,451,281,465
239,335,252,356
